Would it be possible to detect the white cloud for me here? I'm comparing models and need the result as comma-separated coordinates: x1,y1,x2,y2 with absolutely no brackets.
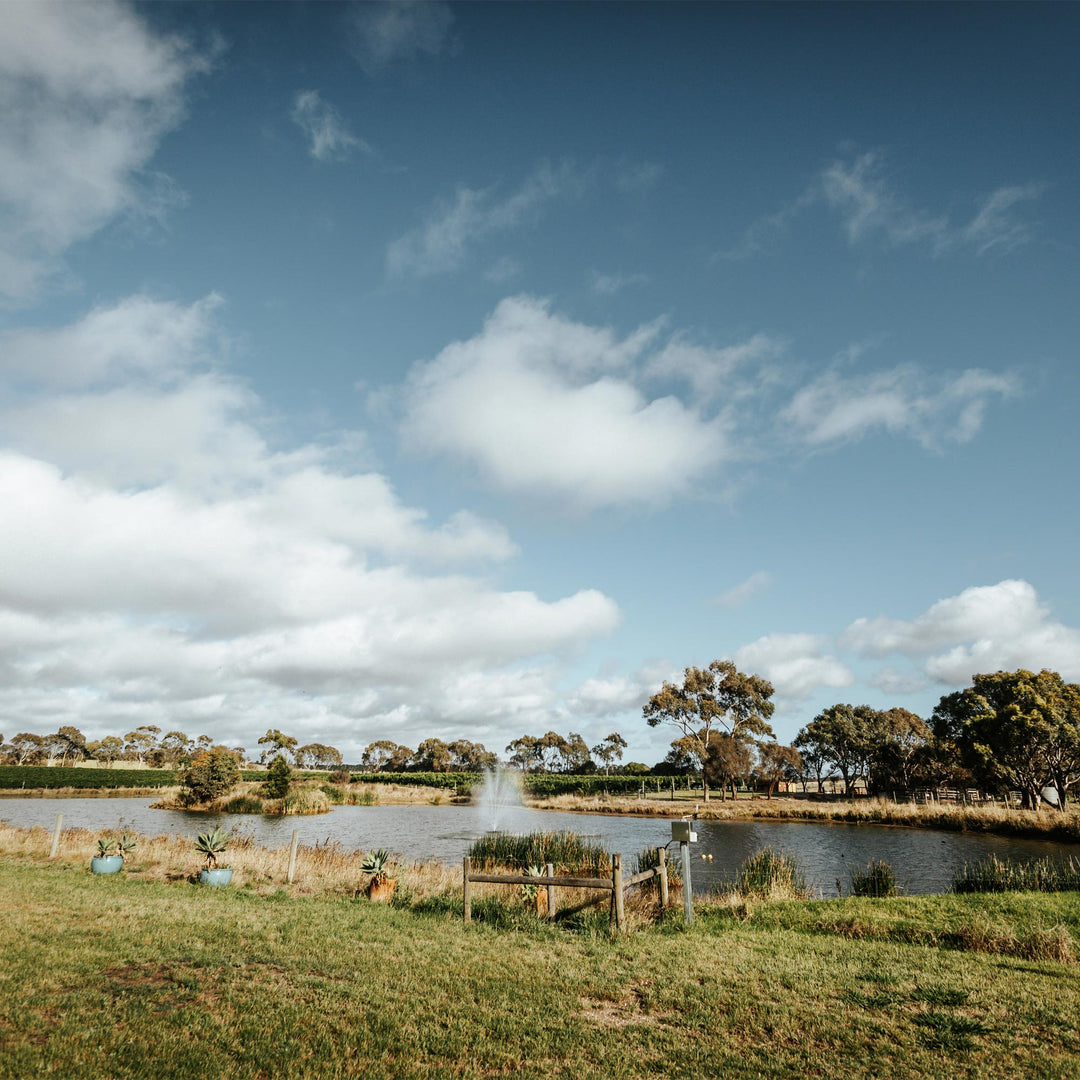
733,633,854,699
0,294,622,758
349,0,456,75
842,580,1080,685
290,90,368,161
0,1,206,300
387,160,587,277
590,270,649,296
648,333,786,403
780,365,1018,448
712,571,773,610
726,150,1046,262
962,183,1047,256
399,296,728,507
821,152,948,249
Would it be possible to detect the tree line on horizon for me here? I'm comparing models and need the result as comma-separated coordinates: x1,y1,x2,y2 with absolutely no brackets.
2,665,1076,810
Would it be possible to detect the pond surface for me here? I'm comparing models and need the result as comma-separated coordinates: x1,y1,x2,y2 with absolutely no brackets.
1,796,1071,897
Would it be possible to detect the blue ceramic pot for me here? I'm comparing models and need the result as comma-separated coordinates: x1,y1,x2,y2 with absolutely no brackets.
199,867,233,888
91,855,124,875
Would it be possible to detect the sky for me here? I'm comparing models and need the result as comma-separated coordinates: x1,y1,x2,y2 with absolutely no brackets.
0,1,1078,766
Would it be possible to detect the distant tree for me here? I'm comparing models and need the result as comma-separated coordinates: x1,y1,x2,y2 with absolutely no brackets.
55,726,91,766
180,747,241,806
362,740,398,771
560,733,591,773
537,732,569,772
414,738,452,772
505,735,542,772
869,708,930,792
793,727,829,793
123,725,161,765
448,739,497,771
93,735,125,767
159,731,192,766
622,762,650,775
591,732,627,775
9,733,44,765
295,743,343,770
934,669,1080,811
755,742,803,799
265,754,292,799
258,729,297,764
799,705,876,796
703,733,753,800
643,661,775,800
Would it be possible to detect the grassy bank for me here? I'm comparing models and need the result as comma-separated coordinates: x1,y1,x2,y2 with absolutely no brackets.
1,841,1079,1080
534,792,1080,843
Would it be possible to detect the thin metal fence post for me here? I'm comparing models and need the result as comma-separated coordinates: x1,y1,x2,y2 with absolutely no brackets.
545,862,555,919
613,853,625,931
680,841,693,924
658,847,669,908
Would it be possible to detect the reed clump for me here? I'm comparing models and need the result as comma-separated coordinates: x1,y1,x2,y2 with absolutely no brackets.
467,830,611,875
850,858,898,897
736,846,809,900
952,853,1080,894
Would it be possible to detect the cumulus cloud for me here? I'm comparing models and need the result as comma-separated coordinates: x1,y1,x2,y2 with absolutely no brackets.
0,1,206,300
399,296,729,507
733,633,854,699
780,364,1018,448
842,580,1080,684
0,294,622,757
387,160,587,277
291,90,368,161
349,0,456,75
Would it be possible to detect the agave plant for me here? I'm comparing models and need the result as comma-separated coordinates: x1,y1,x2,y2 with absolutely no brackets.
116,832,138,861
96,838,117,857
360,847,392,884
194,826,230,871
520,865,543,903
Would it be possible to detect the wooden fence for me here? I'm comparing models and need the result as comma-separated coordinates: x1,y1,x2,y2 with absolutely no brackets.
462,849,668,931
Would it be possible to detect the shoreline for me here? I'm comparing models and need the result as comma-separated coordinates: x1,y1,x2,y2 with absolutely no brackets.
3,783,1079,844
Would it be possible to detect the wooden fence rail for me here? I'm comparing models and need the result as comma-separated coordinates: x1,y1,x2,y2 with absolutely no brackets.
463,848,668,931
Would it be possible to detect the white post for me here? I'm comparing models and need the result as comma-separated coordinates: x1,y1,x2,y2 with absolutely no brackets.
680,840,693,924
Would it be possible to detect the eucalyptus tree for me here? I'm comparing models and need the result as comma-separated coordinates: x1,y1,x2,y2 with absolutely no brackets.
591,732,627,775
643,660,775,799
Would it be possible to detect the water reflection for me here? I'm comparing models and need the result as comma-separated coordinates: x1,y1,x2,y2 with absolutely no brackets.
1,796,1071,897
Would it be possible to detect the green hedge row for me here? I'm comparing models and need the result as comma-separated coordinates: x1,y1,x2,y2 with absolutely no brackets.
0,766,178,790
348,771,472,790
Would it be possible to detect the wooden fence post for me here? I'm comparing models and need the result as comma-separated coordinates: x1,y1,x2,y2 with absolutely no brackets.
658,847,668,908
49,814,63,859
287,829,299,884
463,856,472,925
545,862,555,920
612,853,625,932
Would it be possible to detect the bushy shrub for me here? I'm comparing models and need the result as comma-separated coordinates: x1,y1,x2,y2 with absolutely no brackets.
329,769,352,785
180,748,240,805
264,755,292,799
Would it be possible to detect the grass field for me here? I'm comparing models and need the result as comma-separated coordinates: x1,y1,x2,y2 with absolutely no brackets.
2,832,1080,1079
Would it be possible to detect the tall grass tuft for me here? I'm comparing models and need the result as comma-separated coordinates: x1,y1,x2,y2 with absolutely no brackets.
467,830,611,874
633,846,681,889
952,854,1080,894
221,794,264,814
736,846,807,900
850,859,898,897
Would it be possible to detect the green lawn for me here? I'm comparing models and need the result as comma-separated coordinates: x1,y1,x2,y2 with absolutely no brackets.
2,857,1079,1079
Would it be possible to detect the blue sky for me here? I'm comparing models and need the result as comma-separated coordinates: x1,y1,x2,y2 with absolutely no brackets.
1,1,1077,765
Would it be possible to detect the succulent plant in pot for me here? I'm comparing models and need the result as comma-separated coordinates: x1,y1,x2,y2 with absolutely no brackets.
195,826,233,887
360,847,396,903
91,837,123,875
